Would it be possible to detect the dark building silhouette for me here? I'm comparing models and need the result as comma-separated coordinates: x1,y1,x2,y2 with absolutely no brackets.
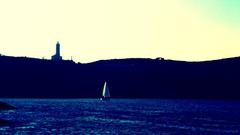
52,42,62,61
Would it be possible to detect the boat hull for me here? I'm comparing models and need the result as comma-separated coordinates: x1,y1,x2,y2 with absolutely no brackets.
100,97,110,101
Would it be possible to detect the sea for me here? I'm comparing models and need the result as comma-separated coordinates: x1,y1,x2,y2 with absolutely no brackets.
0,99,240,135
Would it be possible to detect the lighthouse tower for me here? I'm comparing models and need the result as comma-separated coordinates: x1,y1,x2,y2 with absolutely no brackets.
51,42,62,61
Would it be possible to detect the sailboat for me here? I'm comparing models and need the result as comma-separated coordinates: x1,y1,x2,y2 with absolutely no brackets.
100,81,110,101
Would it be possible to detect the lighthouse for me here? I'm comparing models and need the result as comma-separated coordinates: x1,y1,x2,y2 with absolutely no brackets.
51,42,62,61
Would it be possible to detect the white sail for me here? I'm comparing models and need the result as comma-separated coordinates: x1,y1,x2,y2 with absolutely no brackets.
102,82,110,98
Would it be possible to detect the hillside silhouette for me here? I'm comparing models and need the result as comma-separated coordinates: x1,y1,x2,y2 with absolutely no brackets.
0,55,240,99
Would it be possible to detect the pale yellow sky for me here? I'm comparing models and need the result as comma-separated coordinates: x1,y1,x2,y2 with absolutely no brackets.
0,0,239,63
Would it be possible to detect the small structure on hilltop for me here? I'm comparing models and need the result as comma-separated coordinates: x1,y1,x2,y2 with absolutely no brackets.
52,42,62,61
156,57,165,61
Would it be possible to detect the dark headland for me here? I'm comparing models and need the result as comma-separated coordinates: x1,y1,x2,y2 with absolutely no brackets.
0,55,240,99
0,101,16,110
0,101,16,125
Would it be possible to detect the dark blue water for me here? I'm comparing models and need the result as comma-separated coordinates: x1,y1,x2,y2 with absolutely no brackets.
0,99,240,134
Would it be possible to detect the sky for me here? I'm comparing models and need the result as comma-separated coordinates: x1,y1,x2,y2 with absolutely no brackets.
0,0,240,63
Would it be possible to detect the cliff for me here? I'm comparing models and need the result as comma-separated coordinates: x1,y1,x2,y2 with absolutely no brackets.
0,55,240,99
